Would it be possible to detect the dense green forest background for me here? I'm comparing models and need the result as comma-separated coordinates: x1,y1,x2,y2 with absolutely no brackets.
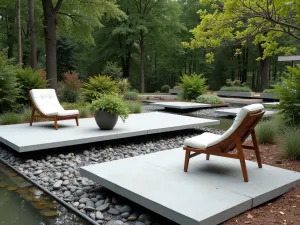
0,0,296,92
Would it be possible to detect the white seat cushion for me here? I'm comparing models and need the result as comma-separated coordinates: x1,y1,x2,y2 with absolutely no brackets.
57,110,79,116
30,89,78,117
184,104,264,149
184,132,221,149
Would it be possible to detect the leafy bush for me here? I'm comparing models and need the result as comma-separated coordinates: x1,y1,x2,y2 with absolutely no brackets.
0,50,21,113
220,86,252,92
91,95,130,122
117,78,131,94
196,94,223,104
126,102,142,113
79,107,91,118
274,65,300,126
161,85,171,93
178,73,208,100
173,85,182,90
102,62,122,80
59,71,82,103
0,112,24,125
82,75,118,102
123,91,139,101
16,67,47,104
283,127,300,160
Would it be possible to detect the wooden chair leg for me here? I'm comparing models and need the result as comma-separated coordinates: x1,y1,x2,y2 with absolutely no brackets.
251,130,262,168
206,154,210,160
29,108,35,126
235,138,249,182
54,117,58,130
75,116,79,126
184,150,191,172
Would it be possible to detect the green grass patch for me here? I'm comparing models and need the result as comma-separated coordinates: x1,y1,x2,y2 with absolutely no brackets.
126,102,142,114
283,127,300,160
0,112,24,125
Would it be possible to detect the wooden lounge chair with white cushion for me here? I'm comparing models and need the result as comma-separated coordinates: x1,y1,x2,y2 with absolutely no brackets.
29,89,79,130
183,104,265,182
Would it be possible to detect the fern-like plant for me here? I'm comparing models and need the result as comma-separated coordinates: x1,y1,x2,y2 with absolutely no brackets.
16,67,47,104
274,65,300,126
82,75,118,102
0,50,21,113
178,73,208,100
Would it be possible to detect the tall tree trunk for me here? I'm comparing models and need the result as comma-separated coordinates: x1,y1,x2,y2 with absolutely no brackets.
242,46,248,83
42,0,60,90
17,0,22,67
258,44,269,91
139,32,145,93
28,0,37,69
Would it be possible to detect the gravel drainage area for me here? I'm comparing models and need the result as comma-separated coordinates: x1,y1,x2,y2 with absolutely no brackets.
0,127,224,225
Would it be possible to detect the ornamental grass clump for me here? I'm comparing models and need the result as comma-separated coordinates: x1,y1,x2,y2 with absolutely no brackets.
255,120,277,144
91,95,130,122
126,102,142,114
283,127,300,160
0,112,24,125
123,91,139,101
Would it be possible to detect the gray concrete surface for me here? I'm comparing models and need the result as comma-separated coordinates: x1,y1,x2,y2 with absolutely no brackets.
150,102,211,110
80,148,300,225
0,112,219,152
215,108,275,117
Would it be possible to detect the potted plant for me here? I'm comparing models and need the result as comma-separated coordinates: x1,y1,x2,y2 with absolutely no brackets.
91,94,130,130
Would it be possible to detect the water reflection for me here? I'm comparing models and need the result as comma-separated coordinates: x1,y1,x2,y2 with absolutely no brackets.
0,163,86,225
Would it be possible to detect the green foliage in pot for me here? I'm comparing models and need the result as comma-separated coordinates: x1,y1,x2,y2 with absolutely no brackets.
91,95,130,122
82,75,118,102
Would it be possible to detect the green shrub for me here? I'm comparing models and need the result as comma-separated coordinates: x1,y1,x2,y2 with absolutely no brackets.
225,79,246,87
274,65,300,126
0,50,21,113
0,112,24,125
82,75,118,102
178,73,208,100
173,85,182,90
196,94,223,104
126,102,142,114
131,89,139,93
220,86,252,92
123,91,139,101
79,107,91,118
16,67,47,104
91,95,130,122
283,127,300,160
161,85,171,93
102,61,121,80
117,78,131,94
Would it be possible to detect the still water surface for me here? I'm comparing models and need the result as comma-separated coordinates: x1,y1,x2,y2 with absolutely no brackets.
0,163,87,225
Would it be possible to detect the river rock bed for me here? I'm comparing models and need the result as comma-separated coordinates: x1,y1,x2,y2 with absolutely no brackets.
0,127,224,225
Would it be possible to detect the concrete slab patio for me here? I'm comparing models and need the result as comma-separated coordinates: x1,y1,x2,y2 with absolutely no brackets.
215,108,276,117
80,148,300,225
0,112,219,153
150,101,211,110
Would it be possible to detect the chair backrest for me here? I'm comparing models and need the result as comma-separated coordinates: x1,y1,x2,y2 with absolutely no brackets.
208,104,264,152
30,89,64,116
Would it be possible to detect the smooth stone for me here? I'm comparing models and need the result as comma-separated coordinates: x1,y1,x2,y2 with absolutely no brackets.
76,190,84,196
120,205,132,213
121,212,130,218
84,206,95,212
86,200,95,208
73,202,80,207
90,213,95,220
95,200,105,207
33,170,43,175
112,221,123,225
79,197,90,204
108,208,120,215
128,214,138,221
134,222,145,225
95,211,104,220
62,180,69,185
96,203,110,212
53,180,63,189
138,214,151,222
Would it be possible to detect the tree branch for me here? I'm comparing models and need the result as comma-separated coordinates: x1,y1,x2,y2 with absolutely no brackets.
54,0,63,14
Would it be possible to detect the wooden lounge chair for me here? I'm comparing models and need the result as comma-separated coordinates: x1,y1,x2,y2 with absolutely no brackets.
183,104,265,182
29,89,79,130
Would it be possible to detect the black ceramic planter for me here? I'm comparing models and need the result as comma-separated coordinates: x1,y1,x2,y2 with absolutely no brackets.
94,111,118,130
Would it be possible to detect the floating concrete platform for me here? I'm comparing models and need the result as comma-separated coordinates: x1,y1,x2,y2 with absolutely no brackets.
263,102,280,107
0,112,219,153
80,148,300,225
215,108,276,117
150,101,211,110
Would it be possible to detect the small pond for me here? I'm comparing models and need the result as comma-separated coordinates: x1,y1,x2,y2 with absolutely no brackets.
0,163,87,225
